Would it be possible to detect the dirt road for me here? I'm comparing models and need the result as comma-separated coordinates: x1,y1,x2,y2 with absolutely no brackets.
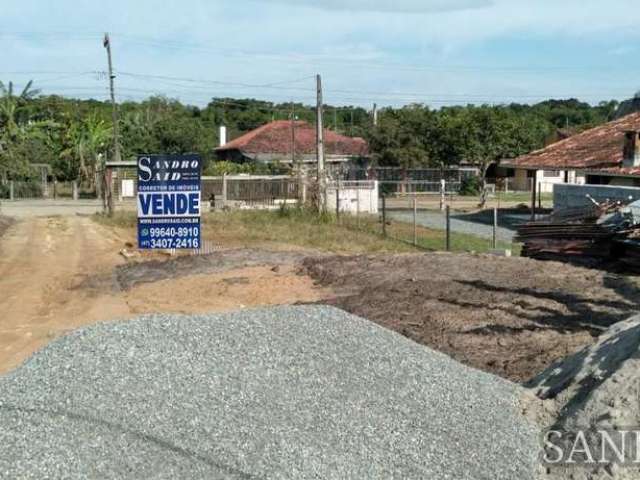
0,216,130,372
0,216,329,373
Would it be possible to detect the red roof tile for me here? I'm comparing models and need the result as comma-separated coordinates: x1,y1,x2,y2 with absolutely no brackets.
215,120,368,157
504,112,640,170
586,166,640,177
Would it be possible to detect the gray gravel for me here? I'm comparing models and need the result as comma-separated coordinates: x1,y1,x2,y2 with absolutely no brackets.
0,305,540,479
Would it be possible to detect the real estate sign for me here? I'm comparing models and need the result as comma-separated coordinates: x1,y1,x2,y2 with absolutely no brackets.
137,154,201,249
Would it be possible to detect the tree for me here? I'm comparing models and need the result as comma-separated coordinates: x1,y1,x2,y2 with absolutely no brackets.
0,80,46,181
60,113,111,187
452,106,550,207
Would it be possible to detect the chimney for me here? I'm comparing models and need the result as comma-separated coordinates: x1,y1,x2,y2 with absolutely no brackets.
219,125,227,147
623,130,640,167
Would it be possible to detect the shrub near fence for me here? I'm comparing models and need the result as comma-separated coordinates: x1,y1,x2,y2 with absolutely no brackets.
0,181,44,200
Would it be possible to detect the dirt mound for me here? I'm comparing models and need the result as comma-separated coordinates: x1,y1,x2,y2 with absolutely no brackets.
528,315,640,428
527,316,640,479
301,253,640,382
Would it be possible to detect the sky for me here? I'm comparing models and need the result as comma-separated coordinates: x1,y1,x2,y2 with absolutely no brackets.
2,0,640,108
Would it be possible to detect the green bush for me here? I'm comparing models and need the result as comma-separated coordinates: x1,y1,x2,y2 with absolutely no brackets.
459,176,482,196
0,181,43,199
15,181,43,198
276,203,333,224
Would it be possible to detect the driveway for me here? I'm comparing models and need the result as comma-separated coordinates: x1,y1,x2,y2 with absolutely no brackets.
387,208,537,243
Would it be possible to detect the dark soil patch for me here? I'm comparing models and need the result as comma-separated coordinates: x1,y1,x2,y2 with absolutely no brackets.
301,252,640,383
114,249,310,291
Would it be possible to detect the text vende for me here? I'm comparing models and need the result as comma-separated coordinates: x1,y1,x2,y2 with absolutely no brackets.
137,192,201,218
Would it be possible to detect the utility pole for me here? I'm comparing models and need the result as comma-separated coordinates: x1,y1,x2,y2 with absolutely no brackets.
373,103,378,126
316,74,325,211
103,33,121,163
290,104,296,166
102,33,118,216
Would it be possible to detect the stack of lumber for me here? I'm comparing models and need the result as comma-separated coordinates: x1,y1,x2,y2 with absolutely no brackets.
517,199,640,271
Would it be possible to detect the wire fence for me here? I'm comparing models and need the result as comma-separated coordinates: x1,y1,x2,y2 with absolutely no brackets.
332,189,555,254
0,180,97,200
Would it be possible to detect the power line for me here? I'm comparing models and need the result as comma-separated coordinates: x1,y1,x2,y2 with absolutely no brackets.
2,31,634,75
117,71,315,91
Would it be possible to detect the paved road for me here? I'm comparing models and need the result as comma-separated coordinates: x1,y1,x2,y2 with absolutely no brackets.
387,208,535,243
0,199,104,217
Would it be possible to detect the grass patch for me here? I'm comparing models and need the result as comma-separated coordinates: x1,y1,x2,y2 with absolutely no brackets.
494,191,553,204
203,208,418,253
92,207,517,254
92,211,138,229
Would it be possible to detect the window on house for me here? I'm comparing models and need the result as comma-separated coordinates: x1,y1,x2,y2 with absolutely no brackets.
543,170,560,178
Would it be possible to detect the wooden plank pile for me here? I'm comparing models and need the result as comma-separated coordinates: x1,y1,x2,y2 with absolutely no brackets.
516,200,640,270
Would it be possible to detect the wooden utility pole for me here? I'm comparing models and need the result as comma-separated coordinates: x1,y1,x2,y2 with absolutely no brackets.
316,74,325,211
103,33,121,163
102,33,118,215
290,104,296,166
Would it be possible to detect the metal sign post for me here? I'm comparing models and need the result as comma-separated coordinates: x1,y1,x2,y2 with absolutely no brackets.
137,154,202,250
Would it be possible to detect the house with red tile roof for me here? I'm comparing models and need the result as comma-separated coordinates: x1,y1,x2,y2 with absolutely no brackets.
214,120,369,168
500,112,640,191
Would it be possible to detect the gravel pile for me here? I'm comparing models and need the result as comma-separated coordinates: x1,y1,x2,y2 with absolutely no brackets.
0,305,540,479
528,314,640,479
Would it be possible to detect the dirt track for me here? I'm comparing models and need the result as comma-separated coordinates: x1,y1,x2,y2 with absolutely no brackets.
3,214,640,382
301,254,640,382
0,216,328,373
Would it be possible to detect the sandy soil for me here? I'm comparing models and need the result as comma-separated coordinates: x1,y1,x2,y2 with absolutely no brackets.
4,213,640,385
301,253,640,382
0,216,329,373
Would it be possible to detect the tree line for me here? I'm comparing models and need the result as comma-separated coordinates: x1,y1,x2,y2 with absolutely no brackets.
0,78,630,190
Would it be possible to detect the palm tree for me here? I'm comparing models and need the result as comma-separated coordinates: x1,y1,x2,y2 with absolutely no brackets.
0,80,42,180
0,80,40,137
61,113,111,188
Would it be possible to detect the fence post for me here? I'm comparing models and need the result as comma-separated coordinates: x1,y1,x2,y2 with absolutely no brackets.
381,195,386,236
530,177,536,221
356,186,360,228
445,205,451,251
492,207,498,249
413,195,417,246
72,181,79,201
9,181,14,201
222,174,228,208
335,181,340,222
538,182,542,210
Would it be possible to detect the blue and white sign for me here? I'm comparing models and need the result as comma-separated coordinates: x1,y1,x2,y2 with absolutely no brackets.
137,154,201,249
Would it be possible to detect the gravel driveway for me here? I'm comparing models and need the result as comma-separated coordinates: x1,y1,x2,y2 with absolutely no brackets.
0,306,540,479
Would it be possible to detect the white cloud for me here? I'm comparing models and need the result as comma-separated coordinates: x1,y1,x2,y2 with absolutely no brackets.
3,0,640,107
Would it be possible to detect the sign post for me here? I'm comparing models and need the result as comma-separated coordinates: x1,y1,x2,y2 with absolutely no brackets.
137,154,202,250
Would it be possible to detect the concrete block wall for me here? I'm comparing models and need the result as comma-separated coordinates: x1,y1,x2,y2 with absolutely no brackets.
554,183,640,210
327,181,379,214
